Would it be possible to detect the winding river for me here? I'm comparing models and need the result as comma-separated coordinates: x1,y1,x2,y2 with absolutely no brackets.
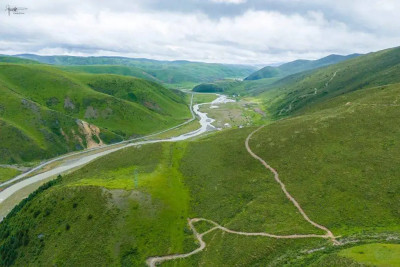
0,94,233,219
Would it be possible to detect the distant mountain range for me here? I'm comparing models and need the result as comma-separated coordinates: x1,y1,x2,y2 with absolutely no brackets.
245,53,361,80
15,54,257,86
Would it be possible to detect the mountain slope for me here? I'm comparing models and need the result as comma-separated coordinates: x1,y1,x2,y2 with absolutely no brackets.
57,65,160,83
15,55,257,85
0,63,191,164
260,46,400,117
0,56,39,65
245,53,360,81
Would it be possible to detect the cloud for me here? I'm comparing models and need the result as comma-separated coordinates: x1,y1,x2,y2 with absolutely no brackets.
210,0,247,4
0,0,399,64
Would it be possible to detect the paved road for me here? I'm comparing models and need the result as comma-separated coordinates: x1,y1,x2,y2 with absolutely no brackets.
0,95,231,217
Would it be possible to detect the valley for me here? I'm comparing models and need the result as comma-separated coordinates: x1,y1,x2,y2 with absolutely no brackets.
1,47,400,267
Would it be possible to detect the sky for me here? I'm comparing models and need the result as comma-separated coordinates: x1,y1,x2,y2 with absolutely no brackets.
0,0,399,64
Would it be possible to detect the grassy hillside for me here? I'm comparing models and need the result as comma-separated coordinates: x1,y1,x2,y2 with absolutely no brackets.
2,80,400,265
0,56,39,65
193,53,362,96
245,53,360,81
58,65,160,82
260,46,400,118
0,63,191,164
191,77,279,96
16,55,257,86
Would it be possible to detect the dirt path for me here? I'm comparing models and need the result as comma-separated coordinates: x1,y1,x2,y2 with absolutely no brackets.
245,125,338,245
279,70,338,115
146,126,339,266
146,217,332,267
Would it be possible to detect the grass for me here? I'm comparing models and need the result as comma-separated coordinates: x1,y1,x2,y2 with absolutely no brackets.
191,77,279,96
339,243,400,266
250,83,400,238
0,143,199,266
193,93,218,104
147,120,201,140
0,167,21,183
58,65,159,82
259,46,400,118
200,100,266,129
0,62,191,164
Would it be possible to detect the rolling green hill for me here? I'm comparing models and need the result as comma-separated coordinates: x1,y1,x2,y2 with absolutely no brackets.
245,53,360,81
15,54,257,86
0,63,191,164
0,56,39,65
57,65,160,83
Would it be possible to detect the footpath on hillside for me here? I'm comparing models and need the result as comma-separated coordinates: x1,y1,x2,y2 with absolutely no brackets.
147,125,339,267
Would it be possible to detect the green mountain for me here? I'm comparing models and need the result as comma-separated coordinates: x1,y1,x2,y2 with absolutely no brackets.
245,53,360,80
260,46,400,117
57,65,160,83
0,63,191,164
2,46,400,266
15,54,257,86
0,56,40,65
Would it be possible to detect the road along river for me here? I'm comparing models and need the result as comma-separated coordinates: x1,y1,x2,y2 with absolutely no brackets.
0,94,233,219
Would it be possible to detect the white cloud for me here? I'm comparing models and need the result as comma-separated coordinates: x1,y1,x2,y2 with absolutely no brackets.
210,0,247,4
0,0,399,64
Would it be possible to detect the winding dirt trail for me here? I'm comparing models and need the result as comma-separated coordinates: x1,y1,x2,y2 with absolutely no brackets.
279,70,339,115
245,126,338,245
146,126,338,266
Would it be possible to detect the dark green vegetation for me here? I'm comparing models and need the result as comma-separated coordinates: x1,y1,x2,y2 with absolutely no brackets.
0,175,62,266
15,54,256,87
0,62,191,164
192,83,224,93
245,53,360,81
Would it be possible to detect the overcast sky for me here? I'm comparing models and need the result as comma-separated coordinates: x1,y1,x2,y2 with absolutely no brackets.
1,0,399,64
